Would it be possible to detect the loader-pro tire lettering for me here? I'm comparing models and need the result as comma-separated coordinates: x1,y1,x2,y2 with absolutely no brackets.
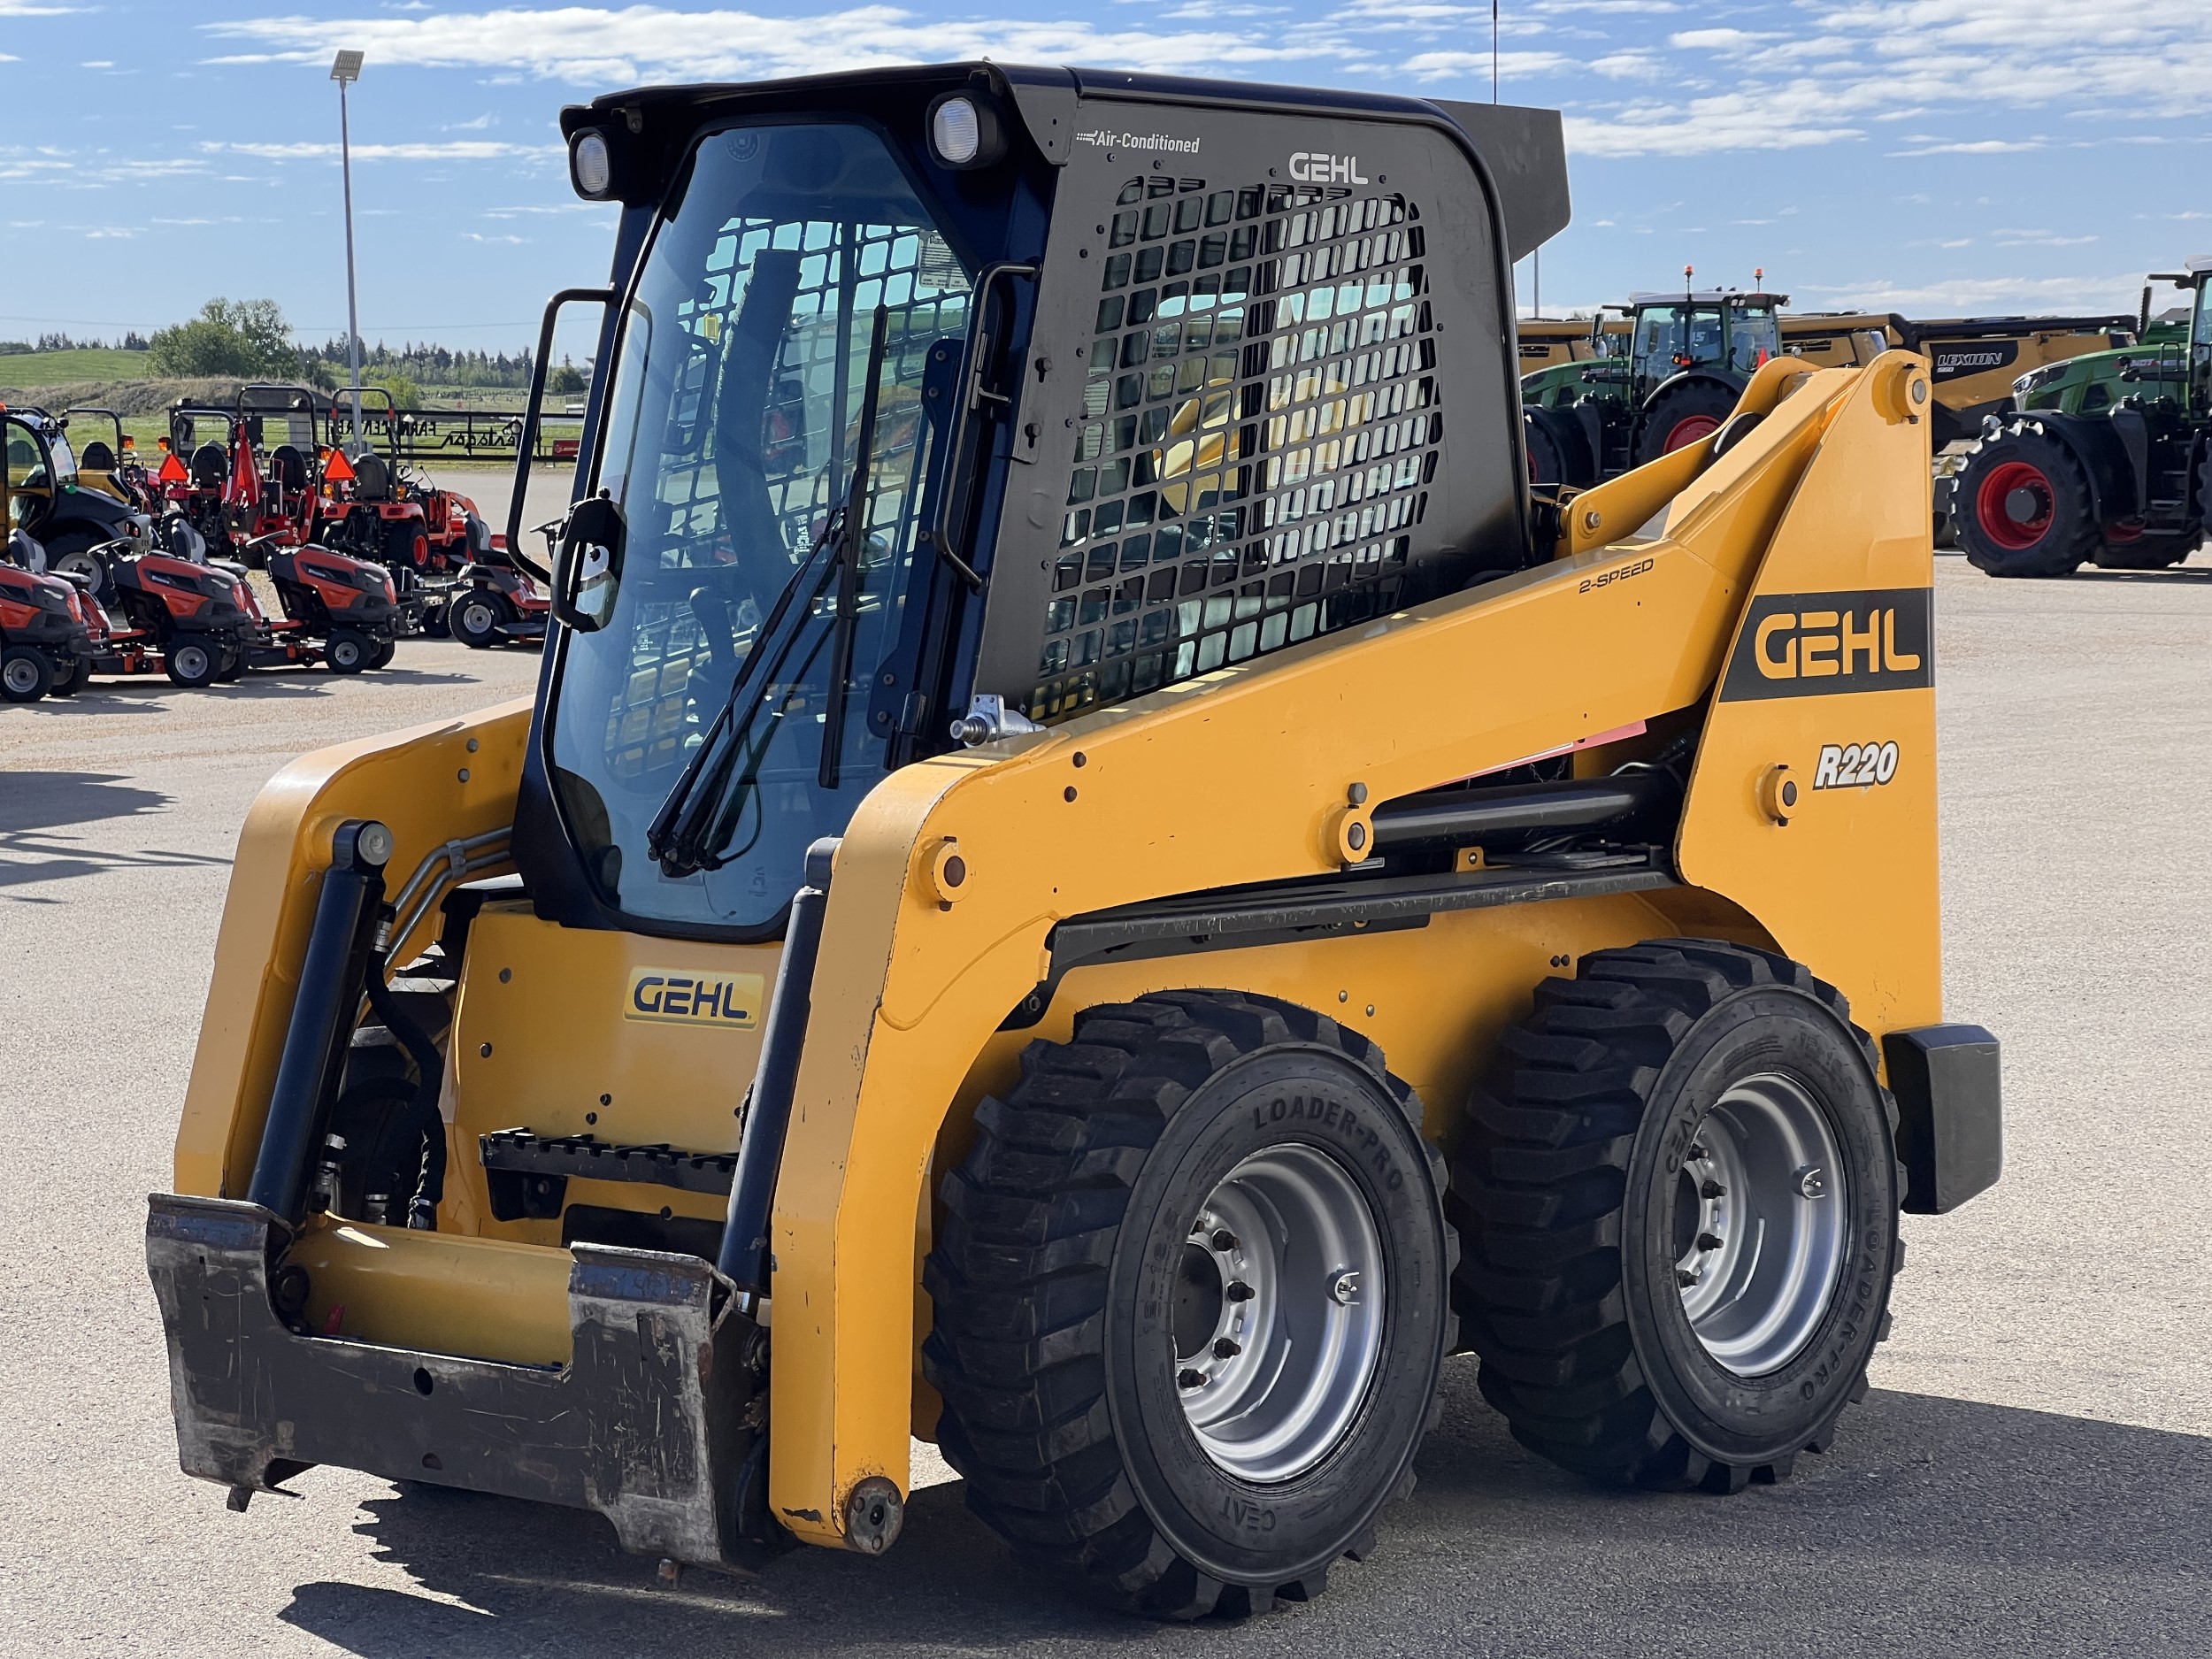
926,992,1454,1619
1450,941,1901,1492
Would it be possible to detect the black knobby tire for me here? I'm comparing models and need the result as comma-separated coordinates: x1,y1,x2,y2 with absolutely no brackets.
1,647,54,703
451,591,507,649
1449,940,1902,1493
326,627,373,675
164,639,219,688
925,991,1455,1620
1632,378,1740,467
1526,413,1568,487
2092,529,2195,571
1954,422,2097,577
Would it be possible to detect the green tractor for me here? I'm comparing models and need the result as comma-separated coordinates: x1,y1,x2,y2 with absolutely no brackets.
1950,261,2212,575
1521,278,1783,486
2008,301,2191,418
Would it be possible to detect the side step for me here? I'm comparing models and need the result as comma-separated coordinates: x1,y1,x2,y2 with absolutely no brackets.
480,1129,738,1220
144,1192,780,1569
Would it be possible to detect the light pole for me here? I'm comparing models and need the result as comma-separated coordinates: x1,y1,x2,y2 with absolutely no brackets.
330,48,365,454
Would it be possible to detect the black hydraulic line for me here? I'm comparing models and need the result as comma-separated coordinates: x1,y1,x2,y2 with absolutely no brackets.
246,820,392,1224
716,836,838,1296
1369,772,1676,850
364,967,449,1230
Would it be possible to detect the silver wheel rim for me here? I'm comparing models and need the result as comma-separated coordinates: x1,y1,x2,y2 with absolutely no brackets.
1675,1073,1848,1377
53,551,97,582
173,645,209,680
462,602,495,635
4,657,41,694
1173,1143,1385,1482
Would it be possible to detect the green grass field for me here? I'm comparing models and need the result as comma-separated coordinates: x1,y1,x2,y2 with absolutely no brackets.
0,347,153,388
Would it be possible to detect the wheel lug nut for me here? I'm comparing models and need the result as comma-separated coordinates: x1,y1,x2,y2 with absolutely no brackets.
1700,1179,1725,1199
1178,1368,1207,1389
1210,1229,1237,1252
1213,1338,1240,1359
1225,1280,1254,1302
1697,1232,1724,1251
1688,1143,1707,1161
1677,1269,1700,1288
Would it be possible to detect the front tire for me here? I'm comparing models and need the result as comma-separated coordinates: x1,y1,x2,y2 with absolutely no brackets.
1955,423,2096,576
1450,941,1901,1492
368,636,397,670
326,627,373,674
2,647,54,703
2092,526,2197,571
926,992,1453,1619
163,639,219,688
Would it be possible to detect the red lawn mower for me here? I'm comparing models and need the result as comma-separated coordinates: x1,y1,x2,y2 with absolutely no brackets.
0,527,100,702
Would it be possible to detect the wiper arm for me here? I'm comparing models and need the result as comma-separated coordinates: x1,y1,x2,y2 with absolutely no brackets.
818,304,891,791
646,524,840,877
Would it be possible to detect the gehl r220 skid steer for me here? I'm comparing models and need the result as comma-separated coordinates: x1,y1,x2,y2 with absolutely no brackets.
149,64,2003,1618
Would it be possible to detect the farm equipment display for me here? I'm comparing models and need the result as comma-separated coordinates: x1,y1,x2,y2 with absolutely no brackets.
1521,276,1785,483
1948,258,2211,574
146,64,2001,1620
445,525,551,649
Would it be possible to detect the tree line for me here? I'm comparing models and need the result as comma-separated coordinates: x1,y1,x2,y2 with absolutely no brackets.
2,299,585,400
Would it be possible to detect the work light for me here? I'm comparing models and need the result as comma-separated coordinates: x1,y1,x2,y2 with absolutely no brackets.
571,129,613,199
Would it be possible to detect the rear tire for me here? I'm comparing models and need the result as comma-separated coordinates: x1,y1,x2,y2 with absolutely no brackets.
368,637,397,670
1449,940,1901,1492
42,534,113,603
925,992,1454,1620
164,639,219,688
1632,378,1739,467
1955,423,2096,576
2092,526,2196,571
49,657,88,697
2,647,54,703
450,592,507,649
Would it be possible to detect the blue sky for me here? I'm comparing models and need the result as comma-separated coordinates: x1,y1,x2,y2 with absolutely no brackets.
2,0,2205,351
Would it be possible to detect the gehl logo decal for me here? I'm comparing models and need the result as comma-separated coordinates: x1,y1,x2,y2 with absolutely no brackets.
1719,588,1932,702
1288,151,1368,184
625,967,764,1029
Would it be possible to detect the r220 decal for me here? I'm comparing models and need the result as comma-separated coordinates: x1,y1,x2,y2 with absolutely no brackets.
1814,740,1899,788
1719,588,1932,702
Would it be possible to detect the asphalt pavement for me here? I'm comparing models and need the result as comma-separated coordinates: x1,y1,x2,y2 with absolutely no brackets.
1,551,2207,1656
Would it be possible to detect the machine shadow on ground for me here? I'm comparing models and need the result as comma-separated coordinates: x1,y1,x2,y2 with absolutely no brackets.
0,770,233,890
273,1365,2212,1659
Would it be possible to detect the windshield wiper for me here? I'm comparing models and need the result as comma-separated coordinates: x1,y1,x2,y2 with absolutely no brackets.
646,526,840,877
818,304,891,790
646,303,893,877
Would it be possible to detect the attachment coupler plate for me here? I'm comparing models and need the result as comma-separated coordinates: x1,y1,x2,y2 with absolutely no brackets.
144,1192,779,1568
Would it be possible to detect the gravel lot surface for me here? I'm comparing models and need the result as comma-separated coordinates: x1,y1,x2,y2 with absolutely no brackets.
2,552,2207,1656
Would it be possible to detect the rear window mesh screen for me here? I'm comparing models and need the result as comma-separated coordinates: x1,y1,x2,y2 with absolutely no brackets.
1030,174,1435,721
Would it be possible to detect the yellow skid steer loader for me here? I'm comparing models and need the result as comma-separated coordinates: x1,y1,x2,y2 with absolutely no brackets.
149,63,2002,1618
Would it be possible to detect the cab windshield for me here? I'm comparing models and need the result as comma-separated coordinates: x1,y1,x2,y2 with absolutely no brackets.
544,119,973,932
1729,305,1779,373
1633,304,1726,383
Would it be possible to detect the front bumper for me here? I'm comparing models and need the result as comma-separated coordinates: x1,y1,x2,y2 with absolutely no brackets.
145,1193,780,1568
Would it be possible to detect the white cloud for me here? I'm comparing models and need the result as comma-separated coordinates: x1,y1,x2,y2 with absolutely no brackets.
202,5,1387,81
196,139,557,162
0,2,81,12
1403,49,1571,82
1795,272,2151,314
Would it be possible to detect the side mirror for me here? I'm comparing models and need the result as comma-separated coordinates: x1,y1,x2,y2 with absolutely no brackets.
554,493,626,633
